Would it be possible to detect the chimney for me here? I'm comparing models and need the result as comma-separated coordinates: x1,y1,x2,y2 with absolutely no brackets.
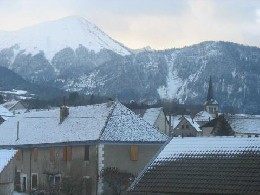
16,121,19,140
60,106,69,124
106,99,114,107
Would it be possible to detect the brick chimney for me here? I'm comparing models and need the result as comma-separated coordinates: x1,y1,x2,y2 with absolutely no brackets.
60,106,69,124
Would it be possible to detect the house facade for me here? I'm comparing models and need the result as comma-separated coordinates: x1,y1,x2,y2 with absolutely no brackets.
0,101,168,195
172,115,202,137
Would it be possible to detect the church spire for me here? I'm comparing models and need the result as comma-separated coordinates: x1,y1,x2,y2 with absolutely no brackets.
207,76,213,101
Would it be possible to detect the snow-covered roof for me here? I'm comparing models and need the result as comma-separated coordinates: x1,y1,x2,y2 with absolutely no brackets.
0,102,168,147
0,149,16,173
204,98,218,105
170,115,201,132
101,104,167,142
0,105,13,120
194,111,213,122
228,114,260,135
129,137,260,194
185,116,202,132
142,107,162,126
2,100,19,109
169,115,182,129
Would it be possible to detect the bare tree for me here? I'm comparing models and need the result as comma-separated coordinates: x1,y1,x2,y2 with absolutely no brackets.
100,167,135,195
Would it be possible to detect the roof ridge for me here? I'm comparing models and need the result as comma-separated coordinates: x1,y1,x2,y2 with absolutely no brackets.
98,101,116,140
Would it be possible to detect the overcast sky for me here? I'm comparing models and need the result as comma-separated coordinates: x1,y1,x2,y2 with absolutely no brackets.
0,0,259,49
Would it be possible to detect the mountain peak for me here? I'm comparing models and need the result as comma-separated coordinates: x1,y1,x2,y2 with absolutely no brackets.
0,16,130,60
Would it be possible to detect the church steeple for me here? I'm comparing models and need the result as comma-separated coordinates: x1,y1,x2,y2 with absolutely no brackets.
204,76,218,115
207,76,213,101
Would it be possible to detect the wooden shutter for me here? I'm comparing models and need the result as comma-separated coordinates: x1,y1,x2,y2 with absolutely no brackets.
33,148,38,161
15,150,22,160
62,147,67,161
84,146,89,161
50,148,55,161
130,145,138,161
67,146,72,161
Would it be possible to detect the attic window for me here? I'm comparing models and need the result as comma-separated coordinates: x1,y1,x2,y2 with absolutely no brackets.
130,145,138,161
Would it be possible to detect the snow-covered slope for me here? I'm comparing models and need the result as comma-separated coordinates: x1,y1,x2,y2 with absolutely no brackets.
0,16,130,60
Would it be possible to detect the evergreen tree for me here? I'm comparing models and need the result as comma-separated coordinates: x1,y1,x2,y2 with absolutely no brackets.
0,95,4,104
212,115,235,136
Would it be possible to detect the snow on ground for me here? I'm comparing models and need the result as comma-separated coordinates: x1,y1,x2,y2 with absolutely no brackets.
0,90,28,95
228,114,260,134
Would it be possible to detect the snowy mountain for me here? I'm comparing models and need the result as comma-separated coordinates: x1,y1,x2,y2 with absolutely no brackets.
0,16,130,60
0,16,130,82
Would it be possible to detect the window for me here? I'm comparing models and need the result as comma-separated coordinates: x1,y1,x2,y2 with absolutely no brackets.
31,173,38,189
63,146,72,161
54,174,61,186
50,148,55,161
130,145,138,161
33,148,38,161
49,174,61,187
186,125,189,129
181,125,184,129
84,146,89,161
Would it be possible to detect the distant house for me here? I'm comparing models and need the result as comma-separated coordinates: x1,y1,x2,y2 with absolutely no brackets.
0,101,168,195
201,114,260,136
0,149,17,194
132,107,171,136
128,137,260,195
172,115,202,137
2,100,27,114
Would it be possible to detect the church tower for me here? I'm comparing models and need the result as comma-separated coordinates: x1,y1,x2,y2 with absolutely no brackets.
204,76,218,115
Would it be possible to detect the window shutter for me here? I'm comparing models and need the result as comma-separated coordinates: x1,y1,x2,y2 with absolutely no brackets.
62,147,67,161
15,150,22,160
33,148,38,161
130,145,138,161
84,146,90,161
66,146,72,161
50,148,55,161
